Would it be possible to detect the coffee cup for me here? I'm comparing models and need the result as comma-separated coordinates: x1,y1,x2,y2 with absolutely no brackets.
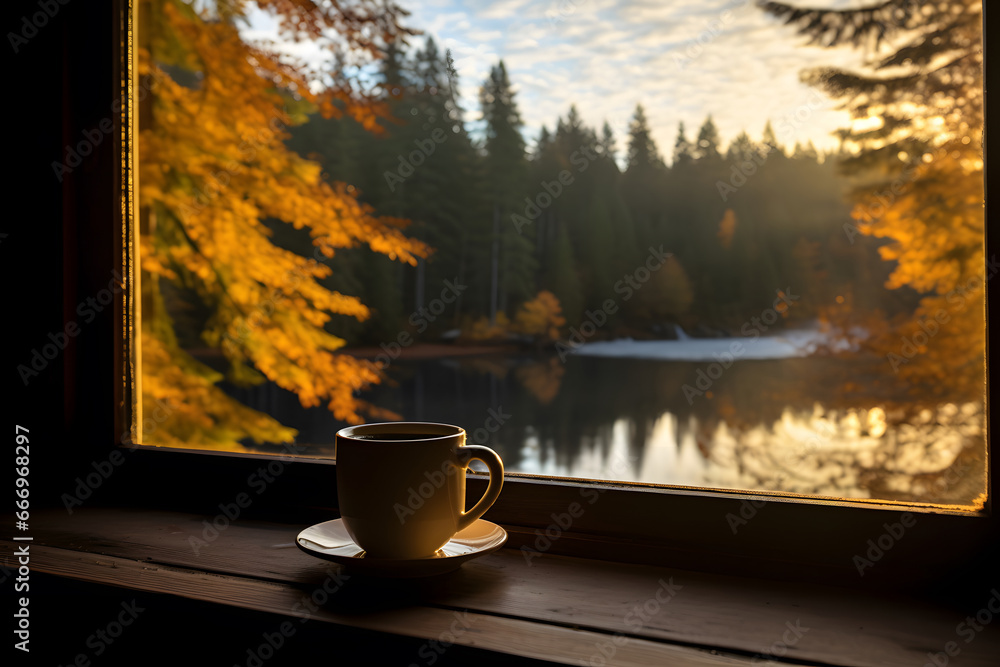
335,422,504,559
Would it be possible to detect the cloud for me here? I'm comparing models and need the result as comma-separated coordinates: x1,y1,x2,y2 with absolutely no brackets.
479,0,536,20
245,0,876,157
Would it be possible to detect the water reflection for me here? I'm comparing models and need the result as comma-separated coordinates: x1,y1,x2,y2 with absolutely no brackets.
225,352,985,507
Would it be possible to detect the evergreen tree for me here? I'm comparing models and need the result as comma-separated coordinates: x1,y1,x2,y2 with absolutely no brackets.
555,105,597,158
761,120,781,154
480,61,535,316
622,105,666,267
548,107,608,311
725,131,758,163
251,16,903,363
405,38,484,327
761,0,984,400
481,61,526,172
625,104,663,172
545,223,582,324
791,140,819,161
535,125,553,159
634,256,695,323
693,115,722,161
348,36,419,337
599,121,617,162
672,121,693,166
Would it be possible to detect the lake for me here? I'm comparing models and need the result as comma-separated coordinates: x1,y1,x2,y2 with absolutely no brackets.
223,338,986,507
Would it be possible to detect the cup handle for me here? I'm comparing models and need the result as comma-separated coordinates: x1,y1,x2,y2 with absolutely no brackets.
455,445,504,532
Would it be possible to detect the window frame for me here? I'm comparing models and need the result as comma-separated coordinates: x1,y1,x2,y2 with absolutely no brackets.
71,0,998,588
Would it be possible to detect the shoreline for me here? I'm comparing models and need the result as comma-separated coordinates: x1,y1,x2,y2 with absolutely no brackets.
342,342,520,360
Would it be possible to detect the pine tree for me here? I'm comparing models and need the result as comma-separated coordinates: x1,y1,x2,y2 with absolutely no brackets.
633,256,695,323
760,0,984,400
481,61,526,174
672,121,693,166
693,115,722,161
349,35,417,338
401,37,484,329
555,105,597,159
535,125,553,159
622,105,666,263
480,61,535,316
792,140,819,162
599,121,617,162
761,120,782,154
545,223,582,324
725,130,758,163
625,104,663,172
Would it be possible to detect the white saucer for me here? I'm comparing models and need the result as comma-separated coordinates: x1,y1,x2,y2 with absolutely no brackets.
296,519,507,577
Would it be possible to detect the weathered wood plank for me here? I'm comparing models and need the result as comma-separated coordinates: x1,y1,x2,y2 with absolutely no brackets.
13,507,1000,667
4,541,774,667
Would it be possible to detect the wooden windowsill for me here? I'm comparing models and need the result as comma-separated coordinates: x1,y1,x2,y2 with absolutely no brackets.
5,507,999,666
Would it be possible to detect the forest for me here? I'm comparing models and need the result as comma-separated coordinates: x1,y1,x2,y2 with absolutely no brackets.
279,38,906,346
137,0,983,473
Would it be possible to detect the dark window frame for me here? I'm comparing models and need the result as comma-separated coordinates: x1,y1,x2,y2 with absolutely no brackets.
64,0,998,589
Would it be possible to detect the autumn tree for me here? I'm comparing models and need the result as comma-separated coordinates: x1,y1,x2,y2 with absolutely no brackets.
512,290,566,344
760,0,984,401
139,0,427,448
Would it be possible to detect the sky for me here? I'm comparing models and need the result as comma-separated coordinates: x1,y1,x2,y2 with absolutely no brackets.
244,0,888,161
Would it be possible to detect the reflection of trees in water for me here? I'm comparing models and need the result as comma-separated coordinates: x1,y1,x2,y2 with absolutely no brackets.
222,350,984,506
701,402,983,506
492,353,984,506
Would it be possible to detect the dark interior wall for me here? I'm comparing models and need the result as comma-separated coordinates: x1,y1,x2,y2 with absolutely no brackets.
6,4,115,663
7,0,116,505
2,1,998,664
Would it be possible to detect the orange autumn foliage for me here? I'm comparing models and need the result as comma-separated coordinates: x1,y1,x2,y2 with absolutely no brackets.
139,0,427,448
716,209,736,249
856,145,985,400
845,6,985,400
768,0,985,402
463,291,566,343
512,291,566,343
515,358,566,406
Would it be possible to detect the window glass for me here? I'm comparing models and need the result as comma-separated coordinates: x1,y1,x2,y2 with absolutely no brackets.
138,0,986,507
